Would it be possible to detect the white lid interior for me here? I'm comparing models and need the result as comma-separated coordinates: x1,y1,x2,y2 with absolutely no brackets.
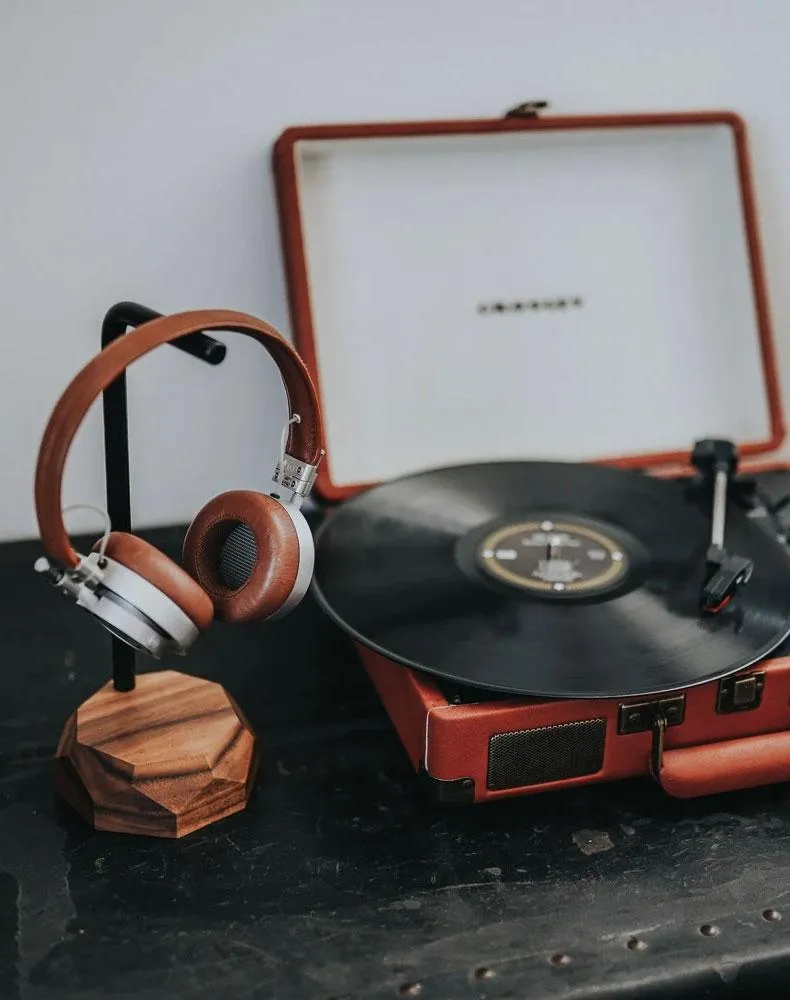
293,121,773,491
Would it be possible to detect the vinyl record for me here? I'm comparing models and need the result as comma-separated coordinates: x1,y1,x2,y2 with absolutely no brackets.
312,461,790,699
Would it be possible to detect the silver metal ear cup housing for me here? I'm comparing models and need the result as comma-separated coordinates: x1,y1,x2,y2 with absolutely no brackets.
36,551,199,658
268,498,315,620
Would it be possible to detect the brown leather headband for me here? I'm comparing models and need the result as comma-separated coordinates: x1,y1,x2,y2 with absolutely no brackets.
35,308,324,569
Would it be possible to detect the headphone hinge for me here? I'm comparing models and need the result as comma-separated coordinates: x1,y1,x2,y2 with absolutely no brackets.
273,453,319,500
35,553,104,597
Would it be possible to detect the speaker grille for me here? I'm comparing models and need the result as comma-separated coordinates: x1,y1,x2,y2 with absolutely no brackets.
218,523,258,589
487,719,606,791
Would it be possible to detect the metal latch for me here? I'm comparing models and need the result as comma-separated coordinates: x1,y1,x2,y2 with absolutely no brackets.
717,672,765,714
649,710,668,781
617,695,685,735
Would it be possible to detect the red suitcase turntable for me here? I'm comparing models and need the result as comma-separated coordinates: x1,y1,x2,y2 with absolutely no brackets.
272,103,790,804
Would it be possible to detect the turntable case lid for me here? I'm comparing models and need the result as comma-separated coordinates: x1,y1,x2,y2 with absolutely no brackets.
273,107,783,503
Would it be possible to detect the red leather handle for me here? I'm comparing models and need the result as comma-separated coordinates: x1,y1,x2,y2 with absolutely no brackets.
660,731,790,798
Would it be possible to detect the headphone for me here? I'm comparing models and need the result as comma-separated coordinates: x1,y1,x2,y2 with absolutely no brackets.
33,309,325,659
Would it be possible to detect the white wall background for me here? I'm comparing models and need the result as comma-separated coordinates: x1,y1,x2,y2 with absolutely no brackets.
2,0,790,542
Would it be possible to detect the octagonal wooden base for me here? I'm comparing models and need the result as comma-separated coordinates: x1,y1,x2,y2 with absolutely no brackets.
54,670,258,838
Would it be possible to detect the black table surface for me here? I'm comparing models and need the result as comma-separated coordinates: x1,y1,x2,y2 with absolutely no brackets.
4,517,790,1000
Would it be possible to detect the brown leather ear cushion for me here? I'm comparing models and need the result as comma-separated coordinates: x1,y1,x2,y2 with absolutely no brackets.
181,491,300,624
94,532,214,632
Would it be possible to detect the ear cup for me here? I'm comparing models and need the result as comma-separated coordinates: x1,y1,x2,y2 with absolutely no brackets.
182,491,300,624
94,532,214,631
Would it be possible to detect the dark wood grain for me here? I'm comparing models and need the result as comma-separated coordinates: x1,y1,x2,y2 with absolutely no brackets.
53,669,257,838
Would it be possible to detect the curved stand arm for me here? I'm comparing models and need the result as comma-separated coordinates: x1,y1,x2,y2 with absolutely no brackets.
100,302,226,691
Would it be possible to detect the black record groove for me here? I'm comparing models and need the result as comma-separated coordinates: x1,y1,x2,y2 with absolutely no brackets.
312,461,790,699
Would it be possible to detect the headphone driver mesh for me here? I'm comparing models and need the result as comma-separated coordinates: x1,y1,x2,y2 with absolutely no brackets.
218,522,258,589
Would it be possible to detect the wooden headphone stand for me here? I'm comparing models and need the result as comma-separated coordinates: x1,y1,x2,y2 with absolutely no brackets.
54,669,258,838
53,302,258,838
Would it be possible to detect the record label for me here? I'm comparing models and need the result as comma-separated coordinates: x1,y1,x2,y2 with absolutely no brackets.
476,516,629,596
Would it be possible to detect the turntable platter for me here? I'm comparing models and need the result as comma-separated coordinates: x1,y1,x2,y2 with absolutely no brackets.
311,461,790,699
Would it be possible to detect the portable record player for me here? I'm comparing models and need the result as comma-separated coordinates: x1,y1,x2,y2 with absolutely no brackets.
272,102,790,804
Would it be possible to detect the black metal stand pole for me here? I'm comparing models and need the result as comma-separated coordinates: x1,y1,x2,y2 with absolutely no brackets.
100,302,226,691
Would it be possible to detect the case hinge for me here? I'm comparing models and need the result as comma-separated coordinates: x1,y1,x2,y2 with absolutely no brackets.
504,100,550,119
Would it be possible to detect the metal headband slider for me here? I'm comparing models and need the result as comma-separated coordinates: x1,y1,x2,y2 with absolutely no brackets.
273,454,318,498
